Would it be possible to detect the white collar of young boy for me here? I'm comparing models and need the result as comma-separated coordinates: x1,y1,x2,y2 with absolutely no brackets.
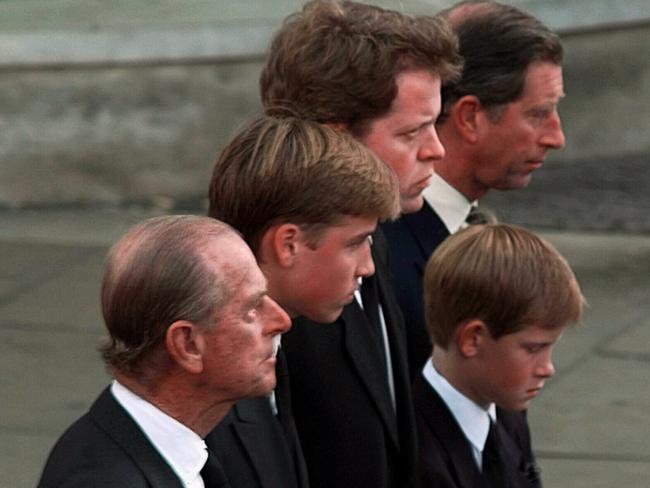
422,360,496,456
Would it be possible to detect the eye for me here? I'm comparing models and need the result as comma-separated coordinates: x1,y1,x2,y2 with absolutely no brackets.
402,127,420,139
348,238,367,250
245,295,265,320
528,108,553,124
525,343,546,354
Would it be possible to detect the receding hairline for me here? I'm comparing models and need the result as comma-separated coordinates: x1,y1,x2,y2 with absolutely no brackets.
443,1,497,27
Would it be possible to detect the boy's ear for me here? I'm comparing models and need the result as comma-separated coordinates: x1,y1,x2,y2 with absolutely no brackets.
165,320,205,374
457,319,490,358
451,95,484,144
269,223,302,268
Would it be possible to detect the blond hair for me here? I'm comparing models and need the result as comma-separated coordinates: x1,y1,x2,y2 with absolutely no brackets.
208,114,400,253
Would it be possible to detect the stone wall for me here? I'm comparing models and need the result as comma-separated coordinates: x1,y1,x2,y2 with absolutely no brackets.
1,1,649,231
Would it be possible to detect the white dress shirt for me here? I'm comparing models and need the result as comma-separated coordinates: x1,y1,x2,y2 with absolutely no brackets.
111,380,209,488
423,173,476,234
422,361,496,469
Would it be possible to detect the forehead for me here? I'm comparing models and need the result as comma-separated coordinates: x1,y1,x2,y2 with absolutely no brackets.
519,61,564,103
391,70,442,113
205,234,265,294
316,214,377,243
509,324,564,343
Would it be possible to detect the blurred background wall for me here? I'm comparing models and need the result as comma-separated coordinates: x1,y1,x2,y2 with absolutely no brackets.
1,0,649,231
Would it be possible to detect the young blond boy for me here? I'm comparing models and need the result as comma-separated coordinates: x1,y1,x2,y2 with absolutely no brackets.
415,223,584,488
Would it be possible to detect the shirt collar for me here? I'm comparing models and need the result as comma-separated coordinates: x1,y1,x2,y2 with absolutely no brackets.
423,173,476,234
111,380,208,487
422,360,496,453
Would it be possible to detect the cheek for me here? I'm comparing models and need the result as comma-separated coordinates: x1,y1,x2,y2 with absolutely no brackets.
223,327,258,355
499,358,534,388
380,144,414,180
326,261,356,292
486,349,528,385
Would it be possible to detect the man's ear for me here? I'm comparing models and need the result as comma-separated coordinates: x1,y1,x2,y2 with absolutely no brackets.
267,223,303,268
457,319,490,358
450,95,484,144
165,321,205,374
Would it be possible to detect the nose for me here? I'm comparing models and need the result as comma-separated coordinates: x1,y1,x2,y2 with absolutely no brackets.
418,125,446,162
356,239,375,279
265,297,292,335
539,110,565,149
535,352,556,379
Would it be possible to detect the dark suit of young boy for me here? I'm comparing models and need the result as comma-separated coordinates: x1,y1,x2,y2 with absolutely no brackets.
414,370,541,488
415,223,584,488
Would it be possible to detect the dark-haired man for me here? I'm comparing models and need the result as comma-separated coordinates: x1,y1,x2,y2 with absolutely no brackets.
381,0,567,379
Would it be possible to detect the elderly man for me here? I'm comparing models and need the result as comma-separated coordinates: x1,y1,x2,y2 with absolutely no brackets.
37,215,290,488
381,0,567,379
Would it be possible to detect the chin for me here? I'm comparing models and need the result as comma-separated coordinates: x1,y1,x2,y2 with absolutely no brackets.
400,195,424,214
504,400,530,411
252,376,277,397
318,310,343,324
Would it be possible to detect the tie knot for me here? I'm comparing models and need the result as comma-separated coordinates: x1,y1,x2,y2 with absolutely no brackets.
465,206,497,226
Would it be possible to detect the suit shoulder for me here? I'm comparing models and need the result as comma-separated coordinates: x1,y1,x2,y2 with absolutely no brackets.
38,414,148,488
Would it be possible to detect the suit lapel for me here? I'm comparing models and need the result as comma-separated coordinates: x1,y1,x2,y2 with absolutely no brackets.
374,233,419,473
90,388,185,488
229,398,301,488
495,409,542,488
402,203,450,275
342,299,400,448
414,377,481,488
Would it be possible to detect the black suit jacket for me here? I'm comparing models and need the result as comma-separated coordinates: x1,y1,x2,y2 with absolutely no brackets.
381,203,450,379
206,350,310,488
282,229,418,488
413,375,542,488
38,388,188,488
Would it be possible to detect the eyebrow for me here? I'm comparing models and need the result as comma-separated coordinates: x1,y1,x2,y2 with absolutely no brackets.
245,288,268,309
348,229,376,244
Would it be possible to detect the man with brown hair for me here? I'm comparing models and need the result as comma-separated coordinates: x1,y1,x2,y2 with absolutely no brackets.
259,2,462,487
417,223,584,487
261,0,461,213
207,114,400,488
381,0,567,379
38,215,291,488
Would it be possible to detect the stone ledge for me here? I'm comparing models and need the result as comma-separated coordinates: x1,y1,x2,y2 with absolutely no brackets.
1,0,648,67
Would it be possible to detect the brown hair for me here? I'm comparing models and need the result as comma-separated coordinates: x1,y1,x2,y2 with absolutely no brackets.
438,1,563,121
260,0,462,136
208,114,400,254
99,215,235,375
424,223,584,348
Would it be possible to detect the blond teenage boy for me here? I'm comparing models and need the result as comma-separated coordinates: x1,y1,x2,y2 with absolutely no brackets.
206,114,400,488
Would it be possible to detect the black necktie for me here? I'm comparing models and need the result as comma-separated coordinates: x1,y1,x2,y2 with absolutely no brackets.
275,349,296,437
360,275,389,366
201,448,230,487
275,349,307,483
360,275,382,341
482,420,507,488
